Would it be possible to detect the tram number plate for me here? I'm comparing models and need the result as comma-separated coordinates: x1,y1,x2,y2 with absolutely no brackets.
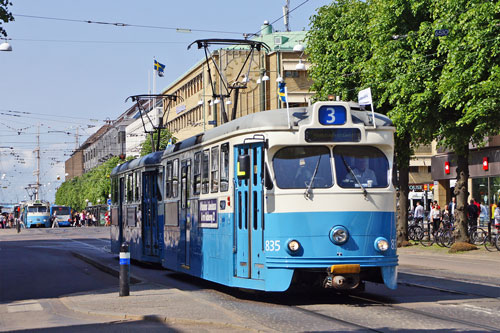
265,240,280,252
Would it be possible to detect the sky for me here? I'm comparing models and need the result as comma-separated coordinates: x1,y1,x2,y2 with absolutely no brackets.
0,0,330,204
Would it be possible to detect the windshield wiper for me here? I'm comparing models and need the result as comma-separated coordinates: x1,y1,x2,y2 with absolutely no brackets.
304,155,322,200
341,155,367,197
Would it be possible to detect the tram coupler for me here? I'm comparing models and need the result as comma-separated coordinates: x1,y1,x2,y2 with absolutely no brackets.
324,264,360,290
119,242,130,297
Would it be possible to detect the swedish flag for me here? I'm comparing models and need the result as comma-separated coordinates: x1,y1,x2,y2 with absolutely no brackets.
278,82,287,103
154,60,165,77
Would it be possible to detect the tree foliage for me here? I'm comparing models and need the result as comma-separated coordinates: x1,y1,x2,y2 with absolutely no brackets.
0,0,14,37
55,156,127,211
139,129,176,156
307,0,500,243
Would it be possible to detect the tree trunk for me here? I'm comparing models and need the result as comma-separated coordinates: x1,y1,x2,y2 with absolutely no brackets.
453,149,470,243
397,164,410,246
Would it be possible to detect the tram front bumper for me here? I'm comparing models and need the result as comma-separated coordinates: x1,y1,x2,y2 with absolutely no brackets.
324,264,360,289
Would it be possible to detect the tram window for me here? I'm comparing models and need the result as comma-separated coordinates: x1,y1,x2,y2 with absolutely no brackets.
220,143,230,192
157,170,164,201
211,146,219,193
111,178,118,204
173,159,179,198
333,146,389,188
166,162,172,198
202,149,210,194
134,172,140,202
194,152,201,195
126,174,133,202
273,146,333,189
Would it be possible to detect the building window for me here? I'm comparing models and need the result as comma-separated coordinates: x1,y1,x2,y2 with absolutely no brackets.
284,70,299,78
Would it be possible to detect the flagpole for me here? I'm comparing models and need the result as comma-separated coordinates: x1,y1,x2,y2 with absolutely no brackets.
285,86,291,129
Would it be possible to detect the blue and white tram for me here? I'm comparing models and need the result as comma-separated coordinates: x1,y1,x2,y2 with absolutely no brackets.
156,101,397,291
22,200,51,228
110,151,165,263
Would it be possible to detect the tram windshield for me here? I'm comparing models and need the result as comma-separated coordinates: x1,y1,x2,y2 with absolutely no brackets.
333,146,389,188
28,206,48,213
273,146,333,189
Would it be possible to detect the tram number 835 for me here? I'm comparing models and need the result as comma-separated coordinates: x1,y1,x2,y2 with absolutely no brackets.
265,240,281,252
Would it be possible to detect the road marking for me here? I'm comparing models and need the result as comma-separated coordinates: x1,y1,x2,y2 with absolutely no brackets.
7,300,43,313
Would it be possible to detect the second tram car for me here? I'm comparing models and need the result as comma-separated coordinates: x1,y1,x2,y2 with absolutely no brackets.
110,151,165,263
111,101,397,291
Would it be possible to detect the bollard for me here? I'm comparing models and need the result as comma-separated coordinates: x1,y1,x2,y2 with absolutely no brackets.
17,219,21,233
119,242,130,296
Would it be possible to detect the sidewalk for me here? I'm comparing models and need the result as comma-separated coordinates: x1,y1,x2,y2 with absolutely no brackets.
63,250,268,332
397,244,500,287
61,244,500,330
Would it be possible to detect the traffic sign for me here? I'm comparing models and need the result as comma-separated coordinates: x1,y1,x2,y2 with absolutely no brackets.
107,199,112,205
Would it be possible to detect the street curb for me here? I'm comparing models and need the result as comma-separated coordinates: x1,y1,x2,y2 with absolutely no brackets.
59,296,260,331
71,251,142,284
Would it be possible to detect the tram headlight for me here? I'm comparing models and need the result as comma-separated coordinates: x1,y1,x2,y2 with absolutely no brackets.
329,226,349,245
374,237,389,252
287,240,301,252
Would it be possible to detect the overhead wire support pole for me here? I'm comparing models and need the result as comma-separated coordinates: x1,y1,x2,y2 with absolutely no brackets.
187,39,270,124
125,94,180,152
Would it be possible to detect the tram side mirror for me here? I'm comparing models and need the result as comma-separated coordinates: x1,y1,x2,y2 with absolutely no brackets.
237,154,250,179
264,163,274,190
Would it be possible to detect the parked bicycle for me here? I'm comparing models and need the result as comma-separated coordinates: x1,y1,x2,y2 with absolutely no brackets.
484,224,500,252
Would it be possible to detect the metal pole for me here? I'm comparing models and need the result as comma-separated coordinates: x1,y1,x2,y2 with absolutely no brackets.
119,242,130,296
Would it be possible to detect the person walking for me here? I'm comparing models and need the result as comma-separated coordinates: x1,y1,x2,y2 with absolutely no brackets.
51,211,59,228
430,201,442,232
479,201,489,227
467,199,479,228
448,197,456,222
414,201,424,226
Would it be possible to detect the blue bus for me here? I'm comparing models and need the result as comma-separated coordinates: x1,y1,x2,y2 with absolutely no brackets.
50,205,72,227
22,200,51,228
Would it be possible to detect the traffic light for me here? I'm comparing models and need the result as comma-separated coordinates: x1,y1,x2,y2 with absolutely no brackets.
444,161,450,174
483,157,489,171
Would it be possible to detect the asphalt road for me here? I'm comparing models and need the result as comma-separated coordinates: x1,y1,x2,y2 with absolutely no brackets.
0,228,175,331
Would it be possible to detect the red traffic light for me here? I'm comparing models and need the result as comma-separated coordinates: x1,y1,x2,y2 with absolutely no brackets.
444,161,450,174
483,157,489,171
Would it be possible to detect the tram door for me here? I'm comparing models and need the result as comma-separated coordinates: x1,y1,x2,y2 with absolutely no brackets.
118,177,125,246
142,171,160,257
234,143,265,279
179,160,191,268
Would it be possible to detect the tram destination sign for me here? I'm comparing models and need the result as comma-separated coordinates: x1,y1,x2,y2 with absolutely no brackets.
305,128,361,143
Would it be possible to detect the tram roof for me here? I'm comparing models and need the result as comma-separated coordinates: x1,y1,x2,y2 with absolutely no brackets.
111,150,163,176
163,102,393,156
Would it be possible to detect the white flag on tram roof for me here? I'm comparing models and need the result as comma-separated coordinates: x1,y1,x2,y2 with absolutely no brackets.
358,88,372,106
358,87,377,129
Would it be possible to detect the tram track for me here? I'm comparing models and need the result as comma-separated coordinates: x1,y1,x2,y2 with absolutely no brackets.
345,291,500,332
277,277,500,332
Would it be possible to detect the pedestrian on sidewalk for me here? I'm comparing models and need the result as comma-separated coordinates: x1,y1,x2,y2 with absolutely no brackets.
414,201,424,226
430,201,442,231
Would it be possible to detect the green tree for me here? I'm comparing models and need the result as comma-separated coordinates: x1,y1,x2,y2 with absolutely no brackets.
432,0,500,242
307,0,438,245
139,129,176,156
55,156,127,211
368,0,442,245
0,0,14,37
